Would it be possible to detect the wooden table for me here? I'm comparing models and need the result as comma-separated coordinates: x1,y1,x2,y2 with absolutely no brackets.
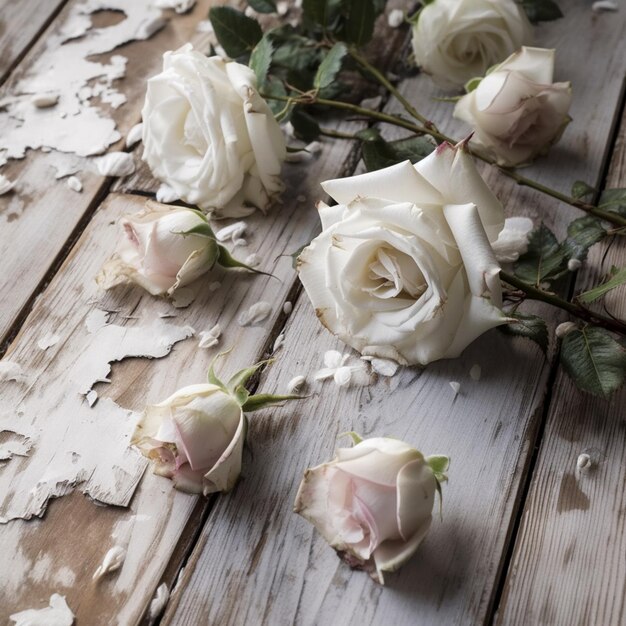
1,1,625,624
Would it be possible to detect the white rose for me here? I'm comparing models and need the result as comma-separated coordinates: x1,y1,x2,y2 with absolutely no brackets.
411,0,532,89
454,47,572,166
294,436,449,584
132,383,246,495
97,201,219,296
298,142,507,366
142,44,286,217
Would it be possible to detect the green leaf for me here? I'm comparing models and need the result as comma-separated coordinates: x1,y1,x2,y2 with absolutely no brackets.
247,0,276,13
515,224,566,285
571,180,595,200
344,0,376,45
599,188,626,216
314,42,348,91
426,455,450,479
561,327,626,397
233,385,250,406
499,312,549,354
241,393,303,412
522,0,563,23
173,222,215,238
260,75,289,117
464,77,482,93
302,0,341,27
209,7,262,58
217,245,273,278
578,266,626,304
207,350,232,390
290,244,307,269
249,35,274,85
226,360,272,392
290,107,321,142
359,128,436,171
340,431,363,445
562,216,607,263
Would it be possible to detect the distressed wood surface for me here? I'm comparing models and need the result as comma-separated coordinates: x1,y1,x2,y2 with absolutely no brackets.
162,3,626,626
0,0,67,84
0,0,214,346
494,106,626,626
2,1,626,626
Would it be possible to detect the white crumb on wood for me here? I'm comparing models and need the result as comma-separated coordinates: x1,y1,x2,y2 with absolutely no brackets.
449,381,461,396
287,375,306,393
198,325,221,349
567,258,582,271
148,583,169,622
86,390,98,407
238,302,272,326
361,356,399,377
387,9,404,28
31,93,59,108
215,221,247,243
37,333,61,351
283,301,293,315
577,453,592,471
9,593,74,626
93,545,126,581
244,253,260,267
209,281,221,292
95,152,135,177
66,176,82,193
125,123,143,148
469,364,482,381
273,333,285,352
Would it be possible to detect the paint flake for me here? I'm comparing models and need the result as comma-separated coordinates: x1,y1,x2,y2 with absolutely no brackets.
0,174,15,195
198,324,221,349
287,375,305,393
9,593,74,626
95,151,135,177
93,545,126,581
126,123,143,148
66,176,82,192
238,302,272,326
0,361,27,383
149,583,169,622
37,333,61,351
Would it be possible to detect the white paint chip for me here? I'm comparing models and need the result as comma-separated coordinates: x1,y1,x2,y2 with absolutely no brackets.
315,350,373,387
66,176,82,193
0,173,15,195
592,1,618,11
156,184,178,203
209,281,221,292
93,545,126,581
238,302,272,326
0,432,33,461
244,253,260,267
577,453,592,470
556,321,577,338
149,583,170,622
86,390,98,407
95,152,135,177
0,361,27,383
283,301,293,315
449,381,461,396
287,375,306,393
469,364,482,381
362,356,399,377
37,333,61,351
198,324,221,349
155,0,197,13
126,123,143,148
171,287,196,309
216,221,247,243
273,333,285,352
9,593,74,626
31,93,59,108
387,8,404,28
567,258,582,271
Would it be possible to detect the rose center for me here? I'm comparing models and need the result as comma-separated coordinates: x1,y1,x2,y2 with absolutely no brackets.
363,247,426,300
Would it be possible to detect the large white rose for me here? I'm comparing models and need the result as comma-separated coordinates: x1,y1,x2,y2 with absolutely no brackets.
454,47,572,166
142,44,286,217
132,383,246,495
298,142,507,366
294,436,449,584
411,0,533,89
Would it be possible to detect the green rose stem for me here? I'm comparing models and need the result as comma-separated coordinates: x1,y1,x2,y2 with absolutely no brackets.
500,270,626,336
262,92,626,229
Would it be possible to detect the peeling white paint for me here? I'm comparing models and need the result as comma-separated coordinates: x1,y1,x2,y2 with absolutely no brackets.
37,333,61,351
273,333,285,352
198,324,221,349
0,361,28,383
126,123,144,148
0,432,33,461
149,583,169,623
9,593,74,626
93,545,126,581
0,0,167,162
66,176,83,193
449,381,461,396
95,151,135,177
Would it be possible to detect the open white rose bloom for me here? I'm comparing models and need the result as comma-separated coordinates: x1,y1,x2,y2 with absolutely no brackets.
454,47,573,166
132,383,246,495
142,44,286,217
295,436,449,584
97,201,221,296
298,142,507,366
411,0,533,89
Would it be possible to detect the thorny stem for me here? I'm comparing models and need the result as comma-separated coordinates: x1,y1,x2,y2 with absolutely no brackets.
261,90,626,229
500,271,626,335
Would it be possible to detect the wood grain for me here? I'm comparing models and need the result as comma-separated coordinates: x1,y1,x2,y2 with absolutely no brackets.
494,100,626,626
161,3,626,625
0,0,215,347
0,0,67,84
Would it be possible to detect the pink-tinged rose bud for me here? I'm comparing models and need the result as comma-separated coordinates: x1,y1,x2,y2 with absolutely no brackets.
454,47,572,166
132,384,246,495
294,436,449,584
97,201,219,296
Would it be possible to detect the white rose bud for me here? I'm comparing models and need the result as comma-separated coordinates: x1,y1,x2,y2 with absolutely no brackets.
142,44,286,217
298,142,507,366
132,383,246,495
97,201,220,296
411,0,532,90
294,436,449,584
454,47,572,166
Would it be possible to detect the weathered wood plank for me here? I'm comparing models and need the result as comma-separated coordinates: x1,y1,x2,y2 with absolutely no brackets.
494,105,626,626
0,0,214,347
0,0,67,84
162,3,626,625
